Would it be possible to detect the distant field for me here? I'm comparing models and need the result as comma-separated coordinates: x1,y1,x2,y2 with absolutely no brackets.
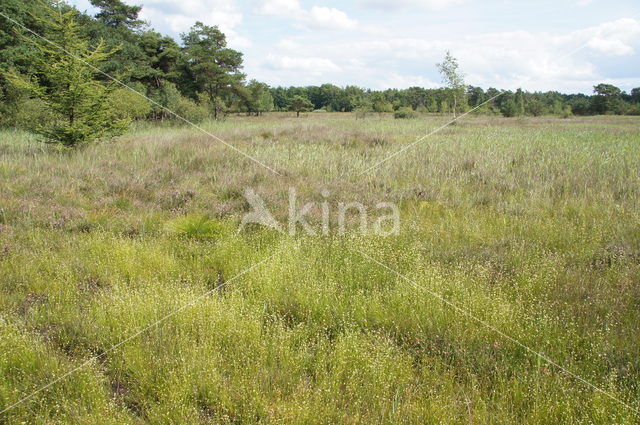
1,113,639,423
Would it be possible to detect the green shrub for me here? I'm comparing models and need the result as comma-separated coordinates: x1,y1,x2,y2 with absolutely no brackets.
171,96,209,123
627,105,640,116
148,82,181,120
109,86,152,120
394,107,417,119
372,101,393,113
13,98,57,129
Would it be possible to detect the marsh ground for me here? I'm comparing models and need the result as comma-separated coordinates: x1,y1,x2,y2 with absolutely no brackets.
0,113,639,423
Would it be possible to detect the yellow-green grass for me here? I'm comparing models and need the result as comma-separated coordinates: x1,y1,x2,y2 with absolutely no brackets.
0,113,639,423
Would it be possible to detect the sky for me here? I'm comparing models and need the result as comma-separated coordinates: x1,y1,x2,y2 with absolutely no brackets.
68,0,640,94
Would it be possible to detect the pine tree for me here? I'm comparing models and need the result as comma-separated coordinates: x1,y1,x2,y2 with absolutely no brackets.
5,1,128,146
181,22,245,120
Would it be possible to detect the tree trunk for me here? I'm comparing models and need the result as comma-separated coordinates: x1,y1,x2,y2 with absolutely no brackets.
453,95,457,119
296,110,300,117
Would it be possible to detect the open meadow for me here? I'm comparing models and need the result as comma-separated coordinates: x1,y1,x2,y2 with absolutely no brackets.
1,113,640,423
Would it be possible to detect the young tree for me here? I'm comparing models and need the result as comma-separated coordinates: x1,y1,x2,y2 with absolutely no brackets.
525,98,544,116
290,95,313,117
246,80,273,116
181,22,245,119
501,99,517,117
436,51,467,118
5,1,127,146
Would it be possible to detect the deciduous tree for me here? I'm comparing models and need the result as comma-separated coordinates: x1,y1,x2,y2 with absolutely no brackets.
290,95,313,117
437,51,467,118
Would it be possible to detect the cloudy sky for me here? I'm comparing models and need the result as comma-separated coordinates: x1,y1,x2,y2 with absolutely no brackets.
69,0,640,93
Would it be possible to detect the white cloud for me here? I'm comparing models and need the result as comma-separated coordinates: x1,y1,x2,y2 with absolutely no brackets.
249,17,639,92
377,73,439,89
357,0,463,11
276,38,302,50
69,0,639,93
118,0,252,48
256,0,304,18
131,0,240,30
587,38,634,55
308,7,358,31
256,0,359,31
264,54,341,73
573,18,640,56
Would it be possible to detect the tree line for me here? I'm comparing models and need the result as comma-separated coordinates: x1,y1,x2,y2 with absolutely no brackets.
1,0,639,146
270,84,640,117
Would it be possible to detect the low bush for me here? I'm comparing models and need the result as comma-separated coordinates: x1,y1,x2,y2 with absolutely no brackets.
109,86,152,121
394,107,417,119
171,97,210,123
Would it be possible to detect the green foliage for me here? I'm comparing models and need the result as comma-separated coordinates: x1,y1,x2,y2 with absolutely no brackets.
245,79,274,116
372,101,394,113
626,104,640,116
592,83,623,115
394,106,417,119
180,22,244,119
108,85,152,120
514,88,525,116
167,214,223,239
289,94,313,117
90,0,145,29
501,98,518,117
172,96,209,123
426,97,438,112
12,97,57,128
437,51,467,117
5,1,128,146
147,81,181,120
526,98,544,116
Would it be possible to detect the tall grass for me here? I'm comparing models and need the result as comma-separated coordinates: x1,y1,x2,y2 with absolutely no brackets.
0,114,639,423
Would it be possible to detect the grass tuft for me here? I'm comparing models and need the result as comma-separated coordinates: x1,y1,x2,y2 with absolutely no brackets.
166,214,223,239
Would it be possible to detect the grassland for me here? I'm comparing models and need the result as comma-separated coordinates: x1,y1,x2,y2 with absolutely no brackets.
0,113,639,424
